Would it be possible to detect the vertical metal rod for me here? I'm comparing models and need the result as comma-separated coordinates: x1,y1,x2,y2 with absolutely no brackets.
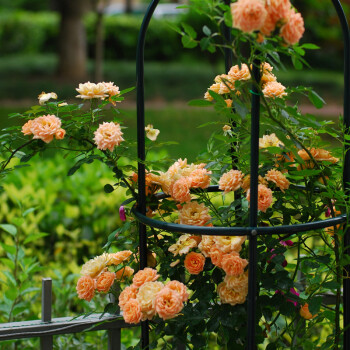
331,1,350,348
108,329,121,350
247,60,261,350
223,0,233,72
136,1,160,348
40,278,53,350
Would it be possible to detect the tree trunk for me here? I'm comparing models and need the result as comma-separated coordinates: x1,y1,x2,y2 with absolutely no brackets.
56,0,90,81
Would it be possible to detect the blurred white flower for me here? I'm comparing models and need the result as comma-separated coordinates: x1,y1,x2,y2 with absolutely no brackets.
145,124,160,141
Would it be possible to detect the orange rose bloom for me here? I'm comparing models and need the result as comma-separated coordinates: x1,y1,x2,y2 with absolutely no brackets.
228,64,251,81
184,252,206,275
189,168,211,189
217,282,247,306
132,268,159,288
246,184,273,213
300,303,316,320
266,0,291,24
231,0,267,33
170,177,192,203
224,271,249,293
108,250,133,265
178,201,211,226
219,170,244,194
209,245,224,267
221,253,248,276
21,120,34,136
298,148,339,164
76,275,96,302
118,285,138,310
122,299,143,324
280,10,305,45
96,271,116,293
262,81,287,99
165,280,189,302
137,281,164,320
265,169,290,192
55,128,66,140
198,235,215,257
154,287,184,320
213,235,246,254
115,266,134,280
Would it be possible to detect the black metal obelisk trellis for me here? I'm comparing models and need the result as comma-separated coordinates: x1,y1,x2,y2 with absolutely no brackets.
135,1,350,349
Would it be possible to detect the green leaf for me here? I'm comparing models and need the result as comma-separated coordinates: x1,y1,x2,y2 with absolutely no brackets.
301,43,320,50
188,99,213,107
11,217,24,227
291,56,303,70
104,184,114,193
22,207,37,217
182,23,197,39
0,243,16,255
308,296,322,315
119,86,135,95
202,25,211,36
67,165,80,176
23,233,48,244
308,90,325,109
0,224,17,236
181,35,197,49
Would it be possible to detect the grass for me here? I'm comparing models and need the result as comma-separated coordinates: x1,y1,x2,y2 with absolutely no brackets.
0,54,345,103
0,105,217,161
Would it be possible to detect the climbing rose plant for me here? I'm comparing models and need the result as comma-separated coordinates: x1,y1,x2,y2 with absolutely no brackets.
0,1,348,349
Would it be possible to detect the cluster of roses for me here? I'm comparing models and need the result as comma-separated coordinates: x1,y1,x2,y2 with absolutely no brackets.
231,0,305,45
169,231,249,306
205,62,287,108
76,250,134,302
118,268,188,324
147,158,212,203
21,81,126,152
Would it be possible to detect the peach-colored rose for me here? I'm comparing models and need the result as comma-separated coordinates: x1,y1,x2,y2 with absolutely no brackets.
246,184,273,213
115,266,134,280
265,169,290,192
80,253,109,278
76,82,108,100
119,285,138,310
108,250,133,265
102,81,120,105
165,280,189,302
132,268,159,288
297,148,339,164
231,0,267,33
221,253,248,276
154,287,184,320
219,169,244,194
204,83,221,101
137,281,164,320
228,64,251,81
76,275,96,302
280,10,305,45
225,99,233,108
213,235,246,254
262,81,287,99
300,303,316,320
55,128,66,140
241,175,268,192
30,115,63,143
96,271,116,293
170,177,192,203
122,298,143,324
94,122,124,152
218,76,235,94
21,120,34,136
178,201,211,226
189,168,211,189
184,252,205,275
266,0,291,24
218,282,247,305
259,133,284,148
168,234,198,256
209,245,224,267
224,271,249,293
198,235,215,257
260,13,276,36
38,91,57,105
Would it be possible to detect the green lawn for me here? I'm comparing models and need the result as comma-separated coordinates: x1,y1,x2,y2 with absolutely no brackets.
0,105,217,161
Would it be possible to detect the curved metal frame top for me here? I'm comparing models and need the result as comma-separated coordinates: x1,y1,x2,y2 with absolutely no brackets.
135,0,350,349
